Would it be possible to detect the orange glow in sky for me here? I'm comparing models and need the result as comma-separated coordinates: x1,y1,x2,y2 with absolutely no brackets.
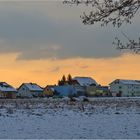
0,53,140,88
0,1,139,88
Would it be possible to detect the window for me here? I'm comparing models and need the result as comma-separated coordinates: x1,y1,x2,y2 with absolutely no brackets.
131,93,134,96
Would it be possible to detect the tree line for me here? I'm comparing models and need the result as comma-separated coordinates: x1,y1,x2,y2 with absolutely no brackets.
58,74,73,85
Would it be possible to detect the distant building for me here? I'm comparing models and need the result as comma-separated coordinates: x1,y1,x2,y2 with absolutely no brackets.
97,86,110,96
0,82,17,98
17,83,43,98
86,85,109,97
43,77,99,97
73,77,98,86
74,85,86,96
109,79,140,97
71,76,99,96
52,85,77,97
86,85,97,96
42,85,55,97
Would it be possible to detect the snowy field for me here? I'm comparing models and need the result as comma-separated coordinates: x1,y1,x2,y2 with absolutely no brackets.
0,97,140,139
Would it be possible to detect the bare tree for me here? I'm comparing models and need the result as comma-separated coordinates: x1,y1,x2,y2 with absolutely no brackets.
63,0,140,53
113,31,140,53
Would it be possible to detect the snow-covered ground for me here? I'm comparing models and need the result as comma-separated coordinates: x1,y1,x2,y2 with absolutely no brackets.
0,97,140,139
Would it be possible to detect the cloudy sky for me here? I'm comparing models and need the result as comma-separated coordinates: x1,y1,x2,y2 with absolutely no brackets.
0,1,140,87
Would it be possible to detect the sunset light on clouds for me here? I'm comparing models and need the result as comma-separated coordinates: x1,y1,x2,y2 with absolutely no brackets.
1,53,140,88
0,1,140,87
0,1,140,139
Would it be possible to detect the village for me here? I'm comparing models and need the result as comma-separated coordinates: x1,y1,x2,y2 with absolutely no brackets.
0,74,140,99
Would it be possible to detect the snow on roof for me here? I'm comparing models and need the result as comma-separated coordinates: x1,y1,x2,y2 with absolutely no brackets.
73,77,98,86
24,83,43,91
119,79,140,85
110,79,140,85
0,82,17,92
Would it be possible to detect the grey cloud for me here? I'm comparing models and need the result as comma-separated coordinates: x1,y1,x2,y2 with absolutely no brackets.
16,44,63,60
0,1,139,60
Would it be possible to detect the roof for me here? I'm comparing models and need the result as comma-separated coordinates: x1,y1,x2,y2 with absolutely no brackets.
0,82,17,92
22,83,43,91
120,80,140,85
110,79,140,85
73,77,98,86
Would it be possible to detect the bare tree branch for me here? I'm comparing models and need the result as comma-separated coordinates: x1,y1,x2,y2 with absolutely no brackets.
64,0,140,53
113,32,140,53
64,0,140,27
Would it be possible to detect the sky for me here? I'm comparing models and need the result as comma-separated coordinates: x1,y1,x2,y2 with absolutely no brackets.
0,0,140,88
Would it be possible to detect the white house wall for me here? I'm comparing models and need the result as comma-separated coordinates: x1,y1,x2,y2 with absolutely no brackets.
110,82,140,97
18,85,33,98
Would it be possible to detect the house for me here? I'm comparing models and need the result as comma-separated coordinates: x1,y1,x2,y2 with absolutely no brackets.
97,86,110,96
86,85,109,97
52,85,77,97
73,77,98,86
42,85,55,97
72,77,99,96
109,79,140,97
52,85,86,97
0,82,17,98
86,85,97,96
17,83,43,98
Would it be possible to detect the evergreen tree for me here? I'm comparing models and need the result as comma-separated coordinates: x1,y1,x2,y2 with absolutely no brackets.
62,75,66,82
58,80,61,86
64,0,140,53
67,74,72,84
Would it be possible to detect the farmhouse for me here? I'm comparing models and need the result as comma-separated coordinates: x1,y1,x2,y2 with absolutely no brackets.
109,79,140,97
17,83,43,98
0,82,17,98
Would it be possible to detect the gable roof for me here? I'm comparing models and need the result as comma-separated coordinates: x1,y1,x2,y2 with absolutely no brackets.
73,77,98,86
110,79,140,85
21,83,43,91
0,82,17,92
120,80,140,85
